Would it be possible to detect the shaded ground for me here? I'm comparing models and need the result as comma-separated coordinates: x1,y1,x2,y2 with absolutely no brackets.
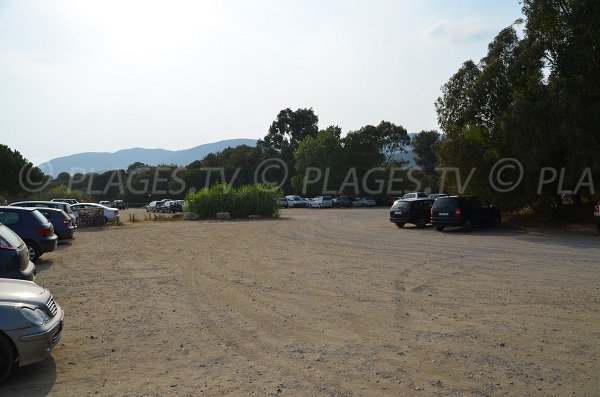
1,208,599,396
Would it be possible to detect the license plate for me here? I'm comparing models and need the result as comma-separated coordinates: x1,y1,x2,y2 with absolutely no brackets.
394,211,403,215
439,212,449,216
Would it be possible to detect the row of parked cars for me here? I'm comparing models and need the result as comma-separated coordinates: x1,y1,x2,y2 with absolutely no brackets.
0,197,128,382
389,193,501,232
280,195,379,208
145,199,185,213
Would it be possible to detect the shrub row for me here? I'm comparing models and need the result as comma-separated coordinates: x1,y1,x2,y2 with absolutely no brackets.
185,184,282,219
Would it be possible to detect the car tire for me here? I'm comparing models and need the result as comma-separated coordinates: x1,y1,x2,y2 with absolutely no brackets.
0,334,15,384
24,240,41,262
435,225,444,232
395,222,405,228
462,219,473,233
417,217,426,228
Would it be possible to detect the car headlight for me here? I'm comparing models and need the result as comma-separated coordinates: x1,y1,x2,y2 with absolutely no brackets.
21,307,50,326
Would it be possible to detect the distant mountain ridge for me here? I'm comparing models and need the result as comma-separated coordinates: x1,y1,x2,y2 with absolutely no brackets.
39,138,258,177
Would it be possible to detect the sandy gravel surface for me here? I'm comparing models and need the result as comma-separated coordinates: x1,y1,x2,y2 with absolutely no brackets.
1,208,599,396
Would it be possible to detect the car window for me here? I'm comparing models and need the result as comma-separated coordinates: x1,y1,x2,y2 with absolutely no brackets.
0,211,20,225
31,209,49,224
0,224,24,247
433,197,457,210
38,210,52,219
391,201,410,210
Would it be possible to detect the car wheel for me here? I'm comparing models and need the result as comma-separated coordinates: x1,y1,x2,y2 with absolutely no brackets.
417,217,426,228
435,225,444,232
24,240,40,262
462,219,473,233
395,222,405,228
0,334,15,383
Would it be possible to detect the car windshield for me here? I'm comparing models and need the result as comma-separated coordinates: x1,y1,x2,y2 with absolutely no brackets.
433,197,458,210
391,201,410,210
31,209,50,224
0,225,23,248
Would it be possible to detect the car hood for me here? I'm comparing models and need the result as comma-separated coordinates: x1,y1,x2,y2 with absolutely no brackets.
0,279,49,306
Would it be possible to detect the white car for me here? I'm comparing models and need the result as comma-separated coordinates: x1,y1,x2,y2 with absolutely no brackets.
285,195,308,208
309,196,333,208
71,203,120,222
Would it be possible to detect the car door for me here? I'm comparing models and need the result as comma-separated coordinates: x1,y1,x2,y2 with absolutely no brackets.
478,199,496,224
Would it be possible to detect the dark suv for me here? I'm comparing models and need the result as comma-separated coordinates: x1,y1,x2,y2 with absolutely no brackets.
430,196,500,232
333,196,353,208
389,198,435,228
0,207,58,261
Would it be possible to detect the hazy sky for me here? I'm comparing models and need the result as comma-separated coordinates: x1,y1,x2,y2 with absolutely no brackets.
0,0,523,165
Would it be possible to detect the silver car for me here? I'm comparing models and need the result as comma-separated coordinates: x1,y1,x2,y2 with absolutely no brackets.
0,279,64,383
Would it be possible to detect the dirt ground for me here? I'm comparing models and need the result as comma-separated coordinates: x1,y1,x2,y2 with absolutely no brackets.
1,207,599,396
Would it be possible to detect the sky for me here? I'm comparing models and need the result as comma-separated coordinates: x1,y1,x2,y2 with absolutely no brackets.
0,0,524,165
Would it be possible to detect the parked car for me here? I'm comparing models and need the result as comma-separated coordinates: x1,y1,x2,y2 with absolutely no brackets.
154,199,170,212
278,198,289,208
332,196,353,208
389,198,435,228
310,196,333,208
112,200,127,210
0,225,36,281
0,207,58,262
36,208,75,241
51,198,79,205
10,201,76,226
146,201,158,212
71,203,120,223
0,279,64,383
285,195,308,208
430,196,501,232
161,200,183,213
353,197,377,207
402,192,428,199
98,201,111,206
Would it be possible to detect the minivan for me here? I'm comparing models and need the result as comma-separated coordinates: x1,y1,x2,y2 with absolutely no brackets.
430,196,500,232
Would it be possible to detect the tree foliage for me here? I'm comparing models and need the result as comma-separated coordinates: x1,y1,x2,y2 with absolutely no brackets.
0,144,47,198
435,0,600,209
412,130,441,176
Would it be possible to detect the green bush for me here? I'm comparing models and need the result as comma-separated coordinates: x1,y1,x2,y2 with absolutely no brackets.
27,185,92,202
185,184,281,219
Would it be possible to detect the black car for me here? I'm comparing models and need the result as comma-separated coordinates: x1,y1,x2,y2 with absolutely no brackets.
112,200,127,210
37,208,75,241
332,196,353,208
161,200,183,213
430,196,501,232
389,198,435,228
0,207,58,262
0,224,36,281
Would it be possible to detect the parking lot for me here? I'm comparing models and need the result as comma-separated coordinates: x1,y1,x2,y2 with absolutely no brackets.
1,207,599,396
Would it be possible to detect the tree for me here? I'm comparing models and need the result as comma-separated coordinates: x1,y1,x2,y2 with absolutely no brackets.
350,121,410,166
0,144,47,197
292,126,344,196
412,130,440,176
258,107,319,162
434,0,600,210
